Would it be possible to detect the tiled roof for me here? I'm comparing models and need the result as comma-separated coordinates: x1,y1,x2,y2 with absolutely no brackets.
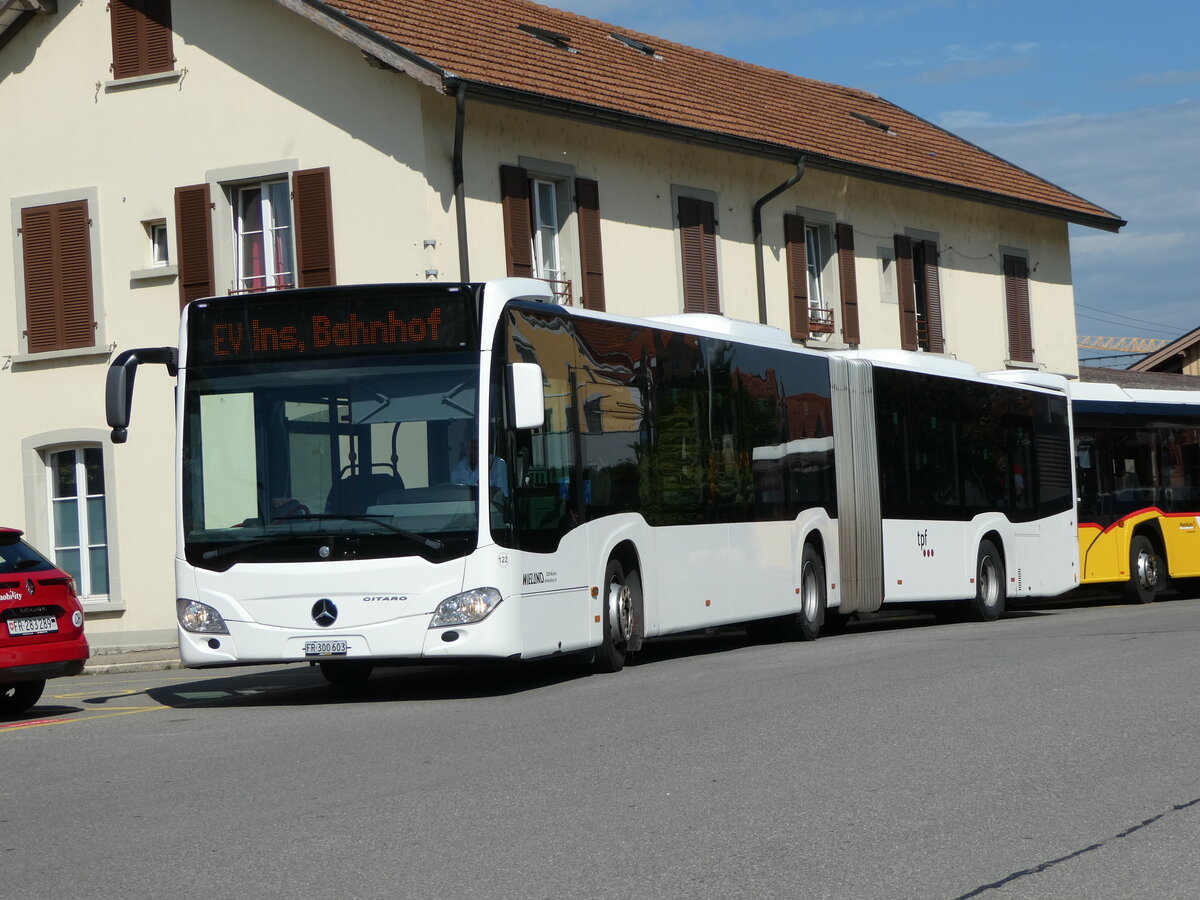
308,0,1124,231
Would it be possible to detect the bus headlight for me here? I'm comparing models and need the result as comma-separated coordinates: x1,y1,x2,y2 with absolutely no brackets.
177,598,229,634
430,587,503,628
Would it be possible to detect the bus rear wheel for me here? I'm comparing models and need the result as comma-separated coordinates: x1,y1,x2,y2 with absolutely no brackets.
971,540,1006,622
1124,535,1161,604
793,544,826,641
594,558,638,673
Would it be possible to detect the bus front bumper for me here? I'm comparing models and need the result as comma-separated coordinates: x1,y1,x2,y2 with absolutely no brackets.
176,600,523,667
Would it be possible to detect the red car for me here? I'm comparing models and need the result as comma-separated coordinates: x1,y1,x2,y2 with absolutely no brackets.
1,528,89,716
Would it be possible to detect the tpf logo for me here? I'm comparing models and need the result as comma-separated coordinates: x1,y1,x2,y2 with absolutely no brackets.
917,529,935,558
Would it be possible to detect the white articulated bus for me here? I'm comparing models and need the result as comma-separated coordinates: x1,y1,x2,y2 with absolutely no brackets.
106,279,1077,684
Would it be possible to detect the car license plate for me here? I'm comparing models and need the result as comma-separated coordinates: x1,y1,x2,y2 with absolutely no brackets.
7,616,58,637
303,639,348,657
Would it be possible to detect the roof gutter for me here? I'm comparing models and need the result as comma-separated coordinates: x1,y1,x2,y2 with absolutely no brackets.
753,158,806,325
451,78,470,281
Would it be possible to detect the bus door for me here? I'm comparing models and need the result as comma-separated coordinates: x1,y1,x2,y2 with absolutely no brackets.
498,306,594,657
829,357,883,613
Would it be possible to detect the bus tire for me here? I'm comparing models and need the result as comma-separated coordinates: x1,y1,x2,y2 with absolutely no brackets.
319,660,374,687
595,558,637,673
971,540,1006,622
1124,535,1161,604
0,679,44,716
747,545,827,642
793,543,826,641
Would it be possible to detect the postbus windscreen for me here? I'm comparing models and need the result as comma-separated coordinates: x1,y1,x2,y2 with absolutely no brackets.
181,287,486,570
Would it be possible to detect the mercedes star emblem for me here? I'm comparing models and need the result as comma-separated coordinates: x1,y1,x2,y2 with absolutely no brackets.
311,598,338,627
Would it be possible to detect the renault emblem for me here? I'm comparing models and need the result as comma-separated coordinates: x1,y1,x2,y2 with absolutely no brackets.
312,598,338,627
25,579,36,596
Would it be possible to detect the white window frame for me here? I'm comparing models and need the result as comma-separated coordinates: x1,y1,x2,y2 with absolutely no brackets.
46,446,109,601
22,429,124,611
794,209,837,341
531,178,563,283
205,160,301,296
232,178,295,293
518,157,578,304
149,220,170,267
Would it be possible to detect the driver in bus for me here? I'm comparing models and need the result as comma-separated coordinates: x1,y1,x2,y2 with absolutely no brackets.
452,439,510,497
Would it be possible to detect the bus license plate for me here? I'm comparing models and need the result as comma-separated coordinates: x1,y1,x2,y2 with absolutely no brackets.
7,616,58,636
303,639,348,657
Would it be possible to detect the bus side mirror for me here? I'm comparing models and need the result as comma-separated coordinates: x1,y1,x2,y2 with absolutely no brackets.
106,346,178,443
508,362,545,430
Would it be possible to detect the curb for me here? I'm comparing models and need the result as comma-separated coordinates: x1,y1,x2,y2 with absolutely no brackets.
81,658,184,675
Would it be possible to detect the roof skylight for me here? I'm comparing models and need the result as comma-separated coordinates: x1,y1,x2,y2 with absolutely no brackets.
611,32,662,60
850,111,896,136
518,24,578,53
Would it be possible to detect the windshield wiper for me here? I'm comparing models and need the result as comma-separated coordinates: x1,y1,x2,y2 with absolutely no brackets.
297,514,445,551
201,536,293,561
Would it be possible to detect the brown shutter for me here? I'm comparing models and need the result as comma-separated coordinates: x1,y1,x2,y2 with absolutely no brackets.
500,165,534,278
21,201,95,353
1004,254,1033,362
575,178,605,311
836,223,860,345
678,196,720,314
293,167,337,288
110,0,174,80
922,240,944,353
784,214,809,340
174,183,215,308
894,235,917,351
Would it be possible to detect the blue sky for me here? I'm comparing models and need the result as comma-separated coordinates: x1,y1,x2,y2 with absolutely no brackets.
551,0,1200,366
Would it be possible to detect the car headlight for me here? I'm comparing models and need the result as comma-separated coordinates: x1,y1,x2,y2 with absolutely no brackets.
177,598,229,634
430,587,503,628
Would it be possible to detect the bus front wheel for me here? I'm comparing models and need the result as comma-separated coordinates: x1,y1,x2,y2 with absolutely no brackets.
971,540,1006,622
1124,535,1161,604
594,558,638,673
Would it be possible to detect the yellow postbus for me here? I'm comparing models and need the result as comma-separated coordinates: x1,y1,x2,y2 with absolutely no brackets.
1073,371,1200,602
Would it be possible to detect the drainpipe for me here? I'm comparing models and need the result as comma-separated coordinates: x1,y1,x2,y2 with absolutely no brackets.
451,78,470,281
752,157,806,325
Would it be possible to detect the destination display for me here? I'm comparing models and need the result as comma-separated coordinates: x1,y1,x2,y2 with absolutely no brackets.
187,286,476,363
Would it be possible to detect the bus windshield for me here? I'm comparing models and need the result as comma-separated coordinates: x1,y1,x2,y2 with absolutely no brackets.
181,352,483,569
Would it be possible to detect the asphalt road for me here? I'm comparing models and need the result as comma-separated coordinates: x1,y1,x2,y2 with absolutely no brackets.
4,593,1199,899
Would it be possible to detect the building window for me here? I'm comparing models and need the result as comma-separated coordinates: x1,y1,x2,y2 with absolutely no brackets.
19,199,96,354
531,179,563,285
147,220,169,267
175,166,335,306
677,194,720,314
1004,253,1034,363
47,446,109,600
234,180,295,293
804,223,835,337
110,0,174,80
499,164,607,309
895,235,944,353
